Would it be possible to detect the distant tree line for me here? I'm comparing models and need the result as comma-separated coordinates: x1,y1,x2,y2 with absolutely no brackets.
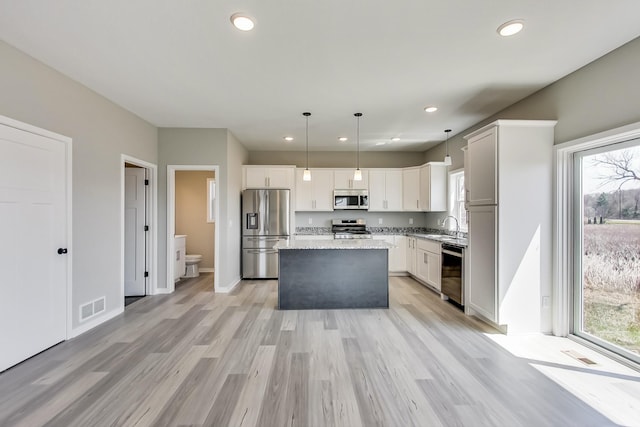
584,188,640,221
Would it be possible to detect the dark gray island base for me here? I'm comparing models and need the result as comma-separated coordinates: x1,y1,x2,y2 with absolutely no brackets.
275,240,390,310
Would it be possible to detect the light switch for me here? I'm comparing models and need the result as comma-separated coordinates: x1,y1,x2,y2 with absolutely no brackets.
378,218,383,225
409,218,414,225
308,217,313,225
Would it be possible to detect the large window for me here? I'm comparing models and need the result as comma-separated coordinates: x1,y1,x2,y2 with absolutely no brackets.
448,169,468,232
573,138,640,364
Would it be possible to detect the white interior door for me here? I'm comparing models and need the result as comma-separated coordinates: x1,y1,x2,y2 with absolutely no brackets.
0,121,68,372
124,167,146,296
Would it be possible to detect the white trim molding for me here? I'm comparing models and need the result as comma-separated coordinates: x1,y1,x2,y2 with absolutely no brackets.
553,121,640,336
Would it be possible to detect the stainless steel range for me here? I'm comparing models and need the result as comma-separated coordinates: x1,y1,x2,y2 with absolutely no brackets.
332,219,372,239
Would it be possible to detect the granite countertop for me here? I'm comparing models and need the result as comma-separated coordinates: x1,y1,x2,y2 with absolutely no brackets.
275,239,394,250
408,233,468,247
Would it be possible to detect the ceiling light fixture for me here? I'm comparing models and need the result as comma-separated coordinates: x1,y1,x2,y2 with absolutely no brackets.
303,112,311,181
391,137,400,142
424,106,438,113
354,113,363,181
443,129,452,166
231,13,255,31
376,142,386,146
497,19,524,36
338,137,348,142
284,136,294,142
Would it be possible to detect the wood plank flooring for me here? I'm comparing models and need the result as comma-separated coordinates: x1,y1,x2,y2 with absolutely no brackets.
0,274,637,426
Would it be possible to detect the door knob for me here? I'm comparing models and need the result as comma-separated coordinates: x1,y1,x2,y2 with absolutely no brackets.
57,248,68,254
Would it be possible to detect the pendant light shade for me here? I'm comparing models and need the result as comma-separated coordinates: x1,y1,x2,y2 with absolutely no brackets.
354,112,363,181
303,112,311,181
443,128,452,166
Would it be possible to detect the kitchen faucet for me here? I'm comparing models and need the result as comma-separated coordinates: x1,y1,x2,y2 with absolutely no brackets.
440,215,460,238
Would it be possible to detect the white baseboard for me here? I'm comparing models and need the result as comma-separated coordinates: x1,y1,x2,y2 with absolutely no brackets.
69,307,123,338
154,288,173,295
216,276,241,293
199,268,214,273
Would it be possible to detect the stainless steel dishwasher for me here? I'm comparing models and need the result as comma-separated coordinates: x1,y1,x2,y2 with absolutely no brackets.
441,243,464,306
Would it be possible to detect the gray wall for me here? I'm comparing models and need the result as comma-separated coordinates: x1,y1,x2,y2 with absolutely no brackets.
425,36,640,167
0,40,158,330
249,150,426,168
226,130,249,287
158,128,248,292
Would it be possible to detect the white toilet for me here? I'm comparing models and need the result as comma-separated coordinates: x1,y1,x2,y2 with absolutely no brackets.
183,254,202,278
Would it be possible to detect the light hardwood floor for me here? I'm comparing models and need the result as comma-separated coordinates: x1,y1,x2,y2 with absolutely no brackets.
0,274,638,426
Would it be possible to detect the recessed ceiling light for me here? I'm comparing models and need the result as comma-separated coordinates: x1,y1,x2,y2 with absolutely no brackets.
231,13,255,31
338,137,348,142
424,106,438,113
284,136,294,142
391,137,400,142
376,142,386,146
497,19,524,37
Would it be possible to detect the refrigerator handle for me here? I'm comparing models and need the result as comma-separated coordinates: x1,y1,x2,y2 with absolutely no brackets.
246,213,258,229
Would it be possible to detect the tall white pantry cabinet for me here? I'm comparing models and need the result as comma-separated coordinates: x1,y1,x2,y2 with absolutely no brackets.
464,120,557,334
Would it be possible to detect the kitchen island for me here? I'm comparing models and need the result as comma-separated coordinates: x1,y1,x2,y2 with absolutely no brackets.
274,239,392,310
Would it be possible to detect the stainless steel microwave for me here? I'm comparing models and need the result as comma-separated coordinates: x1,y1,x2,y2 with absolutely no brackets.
334,189,369,210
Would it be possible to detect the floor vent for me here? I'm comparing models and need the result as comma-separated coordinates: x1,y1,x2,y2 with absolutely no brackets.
79,297,106,322
561,350,597,366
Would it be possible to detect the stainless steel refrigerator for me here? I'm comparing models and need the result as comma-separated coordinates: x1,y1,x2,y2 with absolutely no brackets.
241,189,290,279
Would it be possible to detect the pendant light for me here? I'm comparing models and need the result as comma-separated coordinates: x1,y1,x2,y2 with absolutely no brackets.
443,128,452,166
353,112,363,181
303,112,311,181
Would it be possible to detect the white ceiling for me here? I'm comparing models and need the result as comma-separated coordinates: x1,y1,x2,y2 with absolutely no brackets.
1,1,639,152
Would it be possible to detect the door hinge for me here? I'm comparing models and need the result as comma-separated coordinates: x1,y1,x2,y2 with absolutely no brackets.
144,271,149,277
144,179,149,186
144,225,149,231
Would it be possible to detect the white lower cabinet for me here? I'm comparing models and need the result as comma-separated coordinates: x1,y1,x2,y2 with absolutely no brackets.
174,235,186,281
415,239,441,291
372,235,406,273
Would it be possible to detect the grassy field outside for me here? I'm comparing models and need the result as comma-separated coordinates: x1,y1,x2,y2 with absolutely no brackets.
582,222,640,355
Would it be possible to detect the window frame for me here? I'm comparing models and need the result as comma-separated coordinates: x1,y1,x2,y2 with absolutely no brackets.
448,168,468,232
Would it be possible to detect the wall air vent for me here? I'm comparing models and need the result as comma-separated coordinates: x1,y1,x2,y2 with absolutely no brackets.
79,297,106,322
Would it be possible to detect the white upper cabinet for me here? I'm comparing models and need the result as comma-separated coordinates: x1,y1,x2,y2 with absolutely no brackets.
369,169,403,211
243,166,295,189
403,163,446,212
295,168,334,211
466,127,497,206
420,163,447,212
334,169,369,190
402,167,421,211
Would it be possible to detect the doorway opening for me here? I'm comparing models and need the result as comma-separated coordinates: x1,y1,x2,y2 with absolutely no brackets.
167,165,219,293
122,155,157,308
573,138,640,364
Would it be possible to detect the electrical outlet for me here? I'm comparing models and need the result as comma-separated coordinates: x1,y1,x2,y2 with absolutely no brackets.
378,218,383,225
409,218,413,225
542,296,550,308
308,217,313,225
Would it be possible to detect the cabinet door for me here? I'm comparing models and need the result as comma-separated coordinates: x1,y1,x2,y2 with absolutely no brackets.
467,205,497,322
312,169,335,210
368,170,386,211
295,169,314,211
421,164,447,212
426,252,441,291
416,249,429,283
245,167,267,188
334,169,368,189
267,167,294,189
407,237,416,275
467,127,497,206
402,168,420,211
385,170,403,211
392,235,407,272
